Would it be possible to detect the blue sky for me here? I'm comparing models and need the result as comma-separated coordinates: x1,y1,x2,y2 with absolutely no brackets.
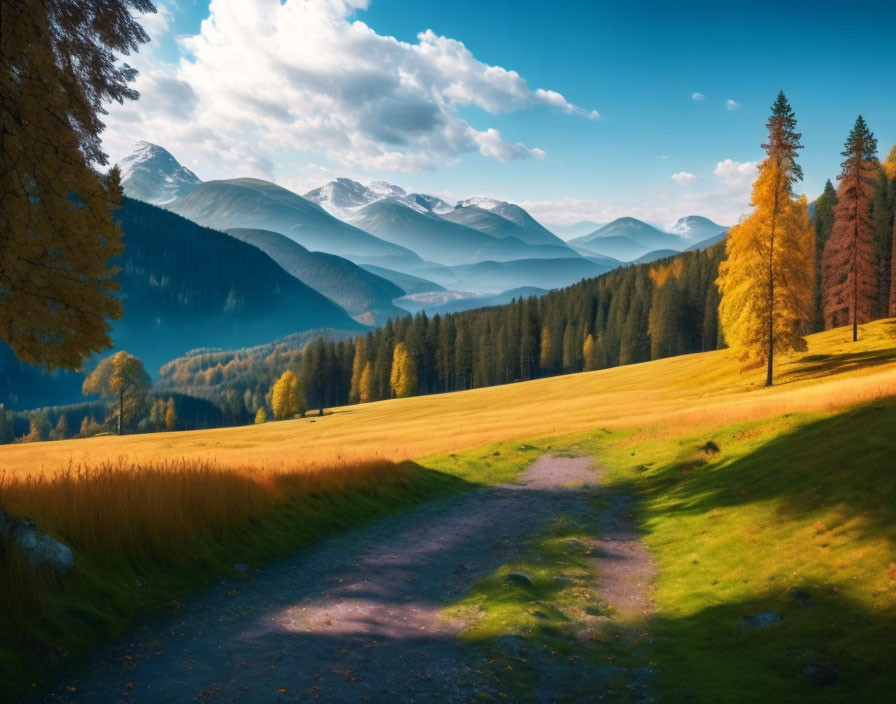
106,0,896,227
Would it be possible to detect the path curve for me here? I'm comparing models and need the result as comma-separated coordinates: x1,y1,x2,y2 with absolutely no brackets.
47,455,600,703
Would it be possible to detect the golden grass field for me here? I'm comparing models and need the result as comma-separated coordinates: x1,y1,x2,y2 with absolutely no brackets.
3,318,896,480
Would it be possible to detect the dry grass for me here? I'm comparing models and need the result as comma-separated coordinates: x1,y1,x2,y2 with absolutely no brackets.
3,319,896,480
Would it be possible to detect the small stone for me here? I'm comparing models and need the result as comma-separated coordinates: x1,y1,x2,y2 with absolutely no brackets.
738,611,782,632
802,663,838,686
504,571,534,588
13,524,39,550
28,535,74,576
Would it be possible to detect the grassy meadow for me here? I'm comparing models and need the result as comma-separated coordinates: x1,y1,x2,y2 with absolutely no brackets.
3,318,896,697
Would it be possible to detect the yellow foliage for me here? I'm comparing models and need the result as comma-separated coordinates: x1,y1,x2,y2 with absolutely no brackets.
164,398,177,431
883,144,896,180
254,407,267,424
271,370,304,419
390,342,418,398
717,157,814,377
582,334,596,371
649,258,683,288
359,361,374,403
539,326,554,369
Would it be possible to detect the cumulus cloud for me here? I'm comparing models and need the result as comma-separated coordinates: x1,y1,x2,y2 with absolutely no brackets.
726,98,741,111
714,158,758,189
692,92,705,101
671,171,697,185
103,0,597,175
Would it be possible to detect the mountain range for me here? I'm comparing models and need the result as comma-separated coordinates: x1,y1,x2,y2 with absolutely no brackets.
0,140,725,408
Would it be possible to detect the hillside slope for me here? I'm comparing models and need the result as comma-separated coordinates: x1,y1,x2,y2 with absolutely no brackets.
5,319,896,477
167,179,421,266
225,227,405,324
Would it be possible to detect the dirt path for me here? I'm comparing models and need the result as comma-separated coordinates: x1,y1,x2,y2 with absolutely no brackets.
46,455,654,703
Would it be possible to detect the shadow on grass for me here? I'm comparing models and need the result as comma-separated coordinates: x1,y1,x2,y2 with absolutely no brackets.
783,344,896,381
629,400,896,541
0,459,485,699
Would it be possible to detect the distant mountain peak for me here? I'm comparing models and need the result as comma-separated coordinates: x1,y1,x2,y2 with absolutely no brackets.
119,141,201,204
668,215,728,239
305,178,448,218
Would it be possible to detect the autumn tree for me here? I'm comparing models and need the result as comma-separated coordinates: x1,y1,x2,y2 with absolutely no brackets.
254,407,267,424
717,92,814,385
50,413,69,440
822,116,879,340
390,342,418,398
271,370,304,419
349,338,367,403
359,361,374,403
164,397,177,431
539,326,554,372
82,351,151,434
582,334,596,371
1,0,155,369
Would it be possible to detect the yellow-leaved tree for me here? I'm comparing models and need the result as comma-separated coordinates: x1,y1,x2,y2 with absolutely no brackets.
271,370,306,419
81,351,151,434
717,93,815,386
359,361,374,403
390,342,418,398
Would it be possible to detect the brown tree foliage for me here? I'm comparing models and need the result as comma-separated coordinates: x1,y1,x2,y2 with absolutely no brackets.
1,0,154,369
822,116,879,339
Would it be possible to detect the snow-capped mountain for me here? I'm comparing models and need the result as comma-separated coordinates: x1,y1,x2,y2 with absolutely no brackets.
119,142,201,204
304,178,452,219
667,215,728,240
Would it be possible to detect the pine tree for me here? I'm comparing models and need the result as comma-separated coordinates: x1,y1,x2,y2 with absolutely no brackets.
872,165,894,317
822,116,879,340
82,351,151,434
718,93,814,385
165,397,177,431
254,407,267,424
1,0,156,369
813,180,838,330
390,342,418,398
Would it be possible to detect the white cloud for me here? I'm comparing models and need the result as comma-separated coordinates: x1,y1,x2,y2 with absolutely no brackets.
714,158,758,189
692,92,705,101
726,98,741,111
103,0,598,176
671,171,697,185
523,157,762,228
138,2,173,46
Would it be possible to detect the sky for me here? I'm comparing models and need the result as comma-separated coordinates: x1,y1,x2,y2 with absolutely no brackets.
103,0,896,230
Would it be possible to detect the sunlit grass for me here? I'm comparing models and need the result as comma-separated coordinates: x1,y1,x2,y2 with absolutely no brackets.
2,318,896,696
2,319,896,480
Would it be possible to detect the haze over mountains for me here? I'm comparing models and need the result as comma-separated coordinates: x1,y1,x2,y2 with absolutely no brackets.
3,140,734,410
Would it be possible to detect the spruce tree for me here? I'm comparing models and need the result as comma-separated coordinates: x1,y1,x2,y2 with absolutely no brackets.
822,116,879,340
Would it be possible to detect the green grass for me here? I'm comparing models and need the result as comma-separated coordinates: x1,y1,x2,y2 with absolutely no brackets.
579,403,896,702
1,442,541,699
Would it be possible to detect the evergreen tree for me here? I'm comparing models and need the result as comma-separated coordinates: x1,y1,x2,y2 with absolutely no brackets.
1,0,155,369
349,338,367,403
539,326,554,372
822,116,879,340
582,334,596,371
813,179,838,329
718,94,814,384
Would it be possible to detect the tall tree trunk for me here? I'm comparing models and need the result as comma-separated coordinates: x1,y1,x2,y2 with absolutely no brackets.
766,182,780,387
853,218,859,342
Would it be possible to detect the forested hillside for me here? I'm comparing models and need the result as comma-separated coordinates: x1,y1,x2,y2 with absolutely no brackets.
157,245,726,422
1,199,363,409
